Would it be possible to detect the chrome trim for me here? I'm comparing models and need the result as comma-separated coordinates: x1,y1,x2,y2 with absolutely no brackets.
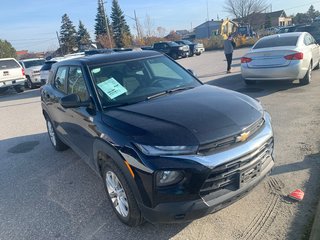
167,112,273,169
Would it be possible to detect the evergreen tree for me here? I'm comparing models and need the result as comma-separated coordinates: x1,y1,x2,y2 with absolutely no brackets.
94,0,113,48
111,0,132,48
307,5,320,21
77,21,91,50
0,39,16,58
59,14,77,54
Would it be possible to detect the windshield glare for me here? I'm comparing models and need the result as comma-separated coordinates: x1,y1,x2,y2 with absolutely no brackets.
90,56,200,108
23,60,45,68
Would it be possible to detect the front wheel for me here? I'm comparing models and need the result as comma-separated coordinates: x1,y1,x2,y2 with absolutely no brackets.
27,76,34,89
46,117,69,151
14,85,25,93
171,53,178,60
299,63,312,85
102,161,143,227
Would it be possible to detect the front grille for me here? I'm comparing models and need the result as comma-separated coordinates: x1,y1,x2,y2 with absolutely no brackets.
200,138,273,199
199,118,265,155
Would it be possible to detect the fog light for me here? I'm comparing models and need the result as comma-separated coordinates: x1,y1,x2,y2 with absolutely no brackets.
156,170,184,187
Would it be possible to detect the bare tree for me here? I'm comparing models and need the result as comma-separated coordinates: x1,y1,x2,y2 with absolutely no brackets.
224,0,269,19
144,14,155,37
156,27,166,38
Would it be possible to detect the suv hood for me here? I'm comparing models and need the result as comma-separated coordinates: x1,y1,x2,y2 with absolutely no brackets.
102,85,263,146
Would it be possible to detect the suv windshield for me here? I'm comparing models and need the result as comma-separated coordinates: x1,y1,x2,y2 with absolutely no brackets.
23,59,45,68
90,56,200,108
253,36,299,49
167,42,180,47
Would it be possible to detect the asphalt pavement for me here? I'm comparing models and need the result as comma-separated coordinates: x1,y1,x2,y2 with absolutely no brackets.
0,49,320,240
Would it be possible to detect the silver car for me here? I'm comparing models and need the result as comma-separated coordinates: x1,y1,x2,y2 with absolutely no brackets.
241,32,320,85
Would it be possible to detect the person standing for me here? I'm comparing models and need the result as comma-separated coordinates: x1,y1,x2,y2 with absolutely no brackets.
224,35,236,73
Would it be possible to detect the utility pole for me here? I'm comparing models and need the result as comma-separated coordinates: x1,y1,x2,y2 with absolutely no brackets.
134,10,141,40
101,0,112,48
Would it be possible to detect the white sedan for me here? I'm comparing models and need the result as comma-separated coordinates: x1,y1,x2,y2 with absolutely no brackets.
241,32,320,85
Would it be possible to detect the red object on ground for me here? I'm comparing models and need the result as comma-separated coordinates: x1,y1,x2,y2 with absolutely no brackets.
288,189,305,201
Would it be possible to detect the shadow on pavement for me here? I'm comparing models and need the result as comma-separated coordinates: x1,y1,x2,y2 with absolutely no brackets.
0,133,189,240
272,151,320,239
205,73,303,99
0,88,41,102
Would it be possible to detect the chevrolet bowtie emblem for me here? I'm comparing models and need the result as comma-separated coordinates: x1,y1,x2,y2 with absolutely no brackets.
236,131,250,142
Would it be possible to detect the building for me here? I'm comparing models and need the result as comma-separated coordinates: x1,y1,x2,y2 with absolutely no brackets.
193,20,223,39
234,10,292,30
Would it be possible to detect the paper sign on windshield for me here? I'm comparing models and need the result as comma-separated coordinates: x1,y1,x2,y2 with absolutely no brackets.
97,78,127,99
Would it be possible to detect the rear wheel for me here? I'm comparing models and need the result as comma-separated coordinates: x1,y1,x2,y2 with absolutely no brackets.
46,117,68,151
244,79,257,85
101,160,143,227
299,63,312,85
315,60,320,70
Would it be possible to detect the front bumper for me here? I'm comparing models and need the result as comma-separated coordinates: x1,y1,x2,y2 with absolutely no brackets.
138,113,274,223
30,75,44,85
140,160,272,223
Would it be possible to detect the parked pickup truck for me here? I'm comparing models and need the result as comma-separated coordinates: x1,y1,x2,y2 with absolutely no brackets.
19,58,46,89
141,41,189,59
175,40,205,56
0,58,25,94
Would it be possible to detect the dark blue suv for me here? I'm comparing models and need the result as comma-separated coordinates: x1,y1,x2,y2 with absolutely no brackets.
41,51,274,226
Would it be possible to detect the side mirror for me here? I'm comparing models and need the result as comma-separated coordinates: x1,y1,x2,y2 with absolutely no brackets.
60,94,90,108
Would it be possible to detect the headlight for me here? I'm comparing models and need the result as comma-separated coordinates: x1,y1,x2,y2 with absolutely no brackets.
178,46,183,50
135,144,198,156
156,170,184,187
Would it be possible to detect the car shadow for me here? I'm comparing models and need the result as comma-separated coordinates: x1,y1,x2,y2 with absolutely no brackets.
205,73,303,99
271,150,320,239
0,133,189,240
0,88,41,102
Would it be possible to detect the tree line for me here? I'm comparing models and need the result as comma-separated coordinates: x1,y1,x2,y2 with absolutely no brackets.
59,0,131,54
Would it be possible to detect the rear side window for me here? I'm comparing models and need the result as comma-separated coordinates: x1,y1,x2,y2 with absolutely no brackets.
253,36,299,49
0,60,20,70
54,66,68,93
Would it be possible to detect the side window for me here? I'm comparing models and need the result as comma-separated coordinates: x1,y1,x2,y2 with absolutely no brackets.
54,66,68,93
67,67,89,101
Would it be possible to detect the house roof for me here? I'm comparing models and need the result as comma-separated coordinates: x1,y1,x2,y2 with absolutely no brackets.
194,20,222,30
267,10,286,18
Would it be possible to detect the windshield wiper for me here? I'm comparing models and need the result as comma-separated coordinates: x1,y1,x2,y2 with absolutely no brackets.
146,86,194,100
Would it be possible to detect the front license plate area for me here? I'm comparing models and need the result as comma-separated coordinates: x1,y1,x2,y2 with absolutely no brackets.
239,162,261,188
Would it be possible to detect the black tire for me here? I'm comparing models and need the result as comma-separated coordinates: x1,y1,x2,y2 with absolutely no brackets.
195,52,201,56
244,79,257,85
27,76,34,89
315,60,320,70
101,160,143,227
14,85,25,93
299,63,312,85
45,116,69,151
171,53,178,60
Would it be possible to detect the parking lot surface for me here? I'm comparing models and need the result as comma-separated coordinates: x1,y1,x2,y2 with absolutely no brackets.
1,49,320,240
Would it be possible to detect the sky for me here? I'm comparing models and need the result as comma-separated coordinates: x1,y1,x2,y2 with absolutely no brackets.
1,0,320,52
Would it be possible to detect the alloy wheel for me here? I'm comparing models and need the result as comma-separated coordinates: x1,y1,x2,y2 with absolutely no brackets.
47,120,56,147
106,171,129,217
